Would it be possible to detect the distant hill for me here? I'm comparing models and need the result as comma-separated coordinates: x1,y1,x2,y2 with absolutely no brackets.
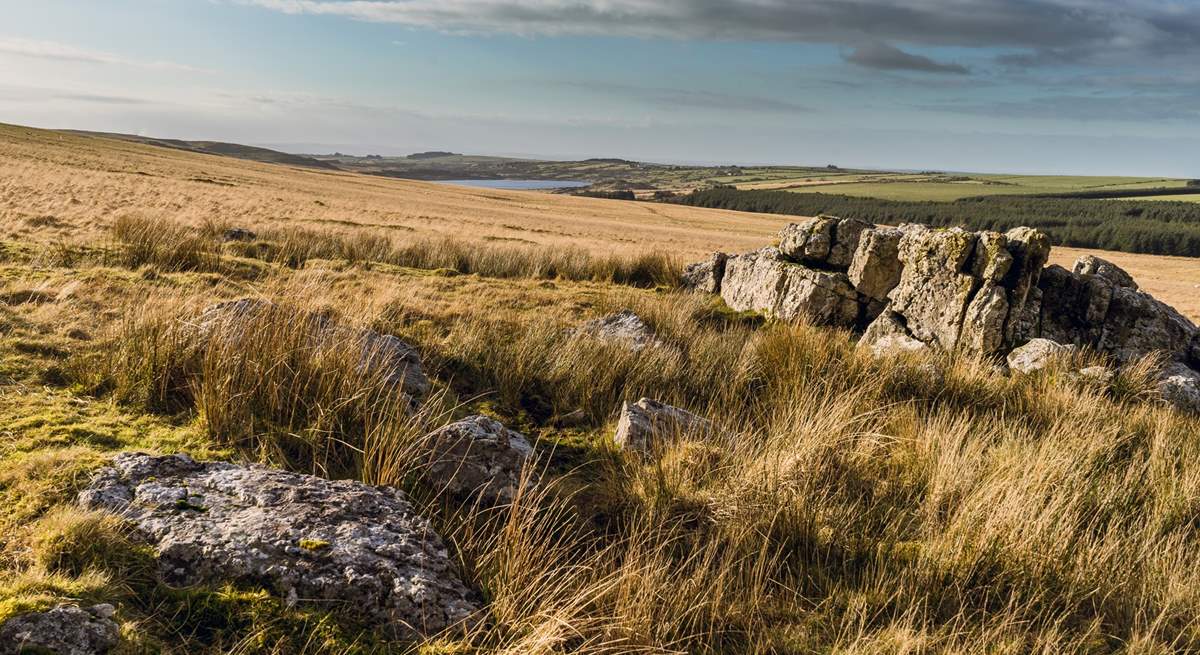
63,131,342,171
407,151,461,160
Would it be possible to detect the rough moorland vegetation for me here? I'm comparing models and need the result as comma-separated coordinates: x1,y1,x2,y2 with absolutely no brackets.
674,187,1200,257
1,211,1200,654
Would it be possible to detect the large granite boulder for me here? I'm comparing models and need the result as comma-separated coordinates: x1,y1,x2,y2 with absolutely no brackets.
719,247,860,327
1036,260,1197,365
422,416,535,504
193,299,432,398
614,398,712,453
0,604,119,655
79,453,478,639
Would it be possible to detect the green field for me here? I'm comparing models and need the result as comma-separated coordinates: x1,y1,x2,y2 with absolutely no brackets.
781,174,1194,202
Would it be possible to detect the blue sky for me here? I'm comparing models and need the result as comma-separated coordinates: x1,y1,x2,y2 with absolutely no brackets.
1,0,1198,175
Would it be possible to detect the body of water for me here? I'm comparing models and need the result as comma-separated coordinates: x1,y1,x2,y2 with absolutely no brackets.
431,179,590,190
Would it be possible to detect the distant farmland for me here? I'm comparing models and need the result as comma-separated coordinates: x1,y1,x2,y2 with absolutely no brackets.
673,186,1200,257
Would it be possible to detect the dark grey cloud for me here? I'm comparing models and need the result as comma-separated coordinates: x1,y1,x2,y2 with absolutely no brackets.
244,0,1200,69
554,81,810,114
845,42,967,74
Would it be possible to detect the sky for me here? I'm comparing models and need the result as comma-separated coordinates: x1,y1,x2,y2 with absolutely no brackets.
1,0,1199,175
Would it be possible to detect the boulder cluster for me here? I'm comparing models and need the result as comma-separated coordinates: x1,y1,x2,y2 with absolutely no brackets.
686,216,1200,403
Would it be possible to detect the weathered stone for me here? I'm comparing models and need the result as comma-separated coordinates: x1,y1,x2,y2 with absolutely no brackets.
828,217,874,268
681,252,728,294
576,310,663,351
1160,363,1200,414
1097,286,1198,364
1006,338,1075,374
614,398,712,453
1036,265,1113,347
1000,227,1052,344
888,226,978,350
720,248,860,326
1074,255,1137,290
860,310,929,357
423,416,535,505
79,453,478,639
778,217,836,263
1012,286,1043,345
0,604,119,655
848,226,904,301
193,299,432,398
971,232,1014,283
961,284,1010,356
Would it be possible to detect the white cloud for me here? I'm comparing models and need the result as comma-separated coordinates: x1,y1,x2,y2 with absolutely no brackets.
0,36,211,73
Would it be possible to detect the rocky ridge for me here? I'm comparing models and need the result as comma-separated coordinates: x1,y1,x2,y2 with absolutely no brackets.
686,216,1200,408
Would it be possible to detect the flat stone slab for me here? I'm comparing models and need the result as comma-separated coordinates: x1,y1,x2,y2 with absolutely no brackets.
79,453,478,639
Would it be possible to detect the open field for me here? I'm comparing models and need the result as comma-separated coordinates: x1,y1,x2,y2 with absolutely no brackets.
2,123,1197,321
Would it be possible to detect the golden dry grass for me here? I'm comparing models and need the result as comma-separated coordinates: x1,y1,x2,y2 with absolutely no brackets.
3,122,1197,320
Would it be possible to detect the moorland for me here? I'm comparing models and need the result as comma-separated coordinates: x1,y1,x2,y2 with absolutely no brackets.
2,122,1200,653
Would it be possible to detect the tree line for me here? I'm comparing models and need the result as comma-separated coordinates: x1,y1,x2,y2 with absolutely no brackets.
671,187,1200,257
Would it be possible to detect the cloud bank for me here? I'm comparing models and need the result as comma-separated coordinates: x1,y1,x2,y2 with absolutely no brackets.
240,0,1200,68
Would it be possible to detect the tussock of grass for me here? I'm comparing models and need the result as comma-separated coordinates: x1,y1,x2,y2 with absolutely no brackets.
107,215,680,288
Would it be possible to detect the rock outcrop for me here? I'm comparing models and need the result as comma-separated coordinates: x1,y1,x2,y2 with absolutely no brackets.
686,217,1200,412
0,604,119,655
422,416,535,504
193,299,431,399
80,453,478,639
614,398,712,453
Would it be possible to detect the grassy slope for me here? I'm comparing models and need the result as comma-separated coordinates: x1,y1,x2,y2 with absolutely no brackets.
2,123,1196,321
1,123,1200,652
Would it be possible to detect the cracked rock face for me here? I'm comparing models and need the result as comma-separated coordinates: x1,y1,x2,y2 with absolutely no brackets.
614,398,712,453
0,604,119,655
423,416,535,505
193,299,432,399
719,247,860,327
681,253,728,294
79,453,479,639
